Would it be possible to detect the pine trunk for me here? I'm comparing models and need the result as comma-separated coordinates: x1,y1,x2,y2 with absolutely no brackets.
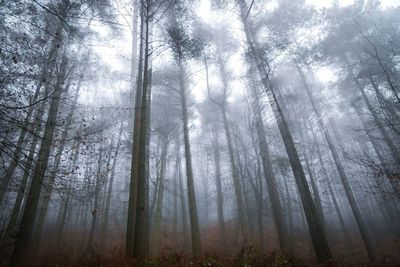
179,61,203,259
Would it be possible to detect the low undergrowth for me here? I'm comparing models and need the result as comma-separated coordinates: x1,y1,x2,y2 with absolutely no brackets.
32,249,309,267
29,246,393,267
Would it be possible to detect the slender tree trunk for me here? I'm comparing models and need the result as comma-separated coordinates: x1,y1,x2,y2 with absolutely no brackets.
351,103,400,226
304,156,325,229
239,137,265,249
128,0,140,133
151,139,168,256
179,61,203,259
0,137,39,262
333,118,381,260
177,145,190,252
0,21,64,203
255,166,265,251
343,57,400,163
149,167,159,224
221,106,250,242
99,144,114,234
310,126,353,249
236,1,332,262
100,123,123,246
210,58,250,241
297,117,326,230
172,145,179,237
351,103,386,164
296,63,378,261
202,160,209,226
131,0,153,262
150,137,162,222
126,0,145,256
9,52,71,266
280,165,293,252
85,136,105,254
55,143,81,248
0,92,49,260
212,130,226,246
239,169,254,240
32,79,80,247
205,57,227,246
251,83,290,252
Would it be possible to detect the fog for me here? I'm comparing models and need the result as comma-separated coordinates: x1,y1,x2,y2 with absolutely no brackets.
0,0,399,266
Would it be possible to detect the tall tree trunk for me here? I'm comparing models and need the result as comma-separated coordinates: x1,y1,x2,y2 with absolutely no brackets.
251,83,290,252
204,57,226,246
202,159,209,226
172,145,179,238
209,56,250,241
279,165,293,252
236,0,332,262
0,92,49,261
297,117,326,230
310,125,353,250
221,106,250,241
343,57,400,163
55,143,80,248
255,165,265,251
179,61,202,259
85,135,105,254
131,0,153,262
0,133,40,262
9,52,71,266
127,0,140,133
351,103,400,227
32,79,80,247
176,140,190,252
126,0,154,262
351,103,386,165
296,63,378,261
0,20,64,203
304,156,325,230
211,129,226,246
100,123,123,246
151,139,168,256
239,135,265,249
126,0,145,256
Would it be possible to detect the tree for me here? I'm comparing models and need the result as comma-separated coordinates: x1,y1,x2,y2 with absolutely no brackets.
236,0,332,262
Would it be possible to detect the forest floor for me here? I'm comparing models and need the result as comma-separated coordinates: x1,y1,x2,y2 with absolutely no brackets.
30,247,400,267
26,224,400,267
